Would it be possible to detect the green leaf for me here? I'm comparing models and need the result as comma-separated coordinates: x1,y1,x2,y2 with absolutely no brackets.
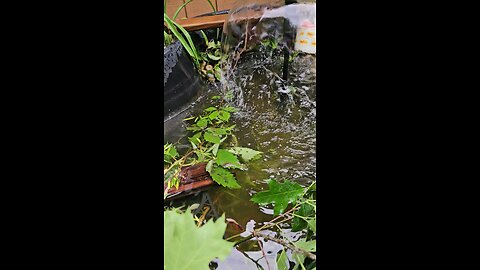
306,218,316,233
251,180,304,216
207,40,216,49
218,111,231,122
277,249,289,270
204,106,217,112
189,132,203,145
197,118,208,128
291,239,316,270
210,166,241,189
294,239,316,252
204,132,221,144
200,30,209,46
214,65,222,81
206,160,214,173
292,203,315,232
164,210,233,270
215,149,244,170
207,53,221,61
208,110,219,120
212,143,220,156
207,127,228,135
222,106,236,113
228,147,262,162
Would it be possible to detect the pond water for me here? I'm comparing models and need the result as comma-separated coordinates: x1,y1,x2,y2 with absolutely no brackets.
164,2,316,269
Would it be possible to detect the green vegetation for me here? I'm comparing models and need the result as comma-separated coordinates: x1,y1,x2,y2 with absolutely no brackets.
163,0,223,83
164,208,233,270
163,179,317,270
164,98,262,194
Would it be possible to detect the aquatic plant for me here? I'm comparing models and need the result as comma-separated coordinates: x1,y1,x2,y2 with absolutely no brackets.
164,97,262,194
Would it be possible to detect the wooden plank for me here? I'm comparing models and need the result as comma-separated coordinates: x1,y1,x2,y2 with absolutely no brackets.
175,14,229,31
166,0,187,20
185,0,217,18
164,163,215,200
216,0,236,11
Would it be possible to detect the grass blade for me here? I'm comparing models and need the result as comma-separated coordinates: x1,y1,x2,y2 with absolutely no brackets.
173,0,193,20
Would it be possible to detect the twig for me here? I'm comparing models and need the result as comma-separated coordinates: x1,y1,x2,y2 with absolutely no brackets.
255,232,316,261
253,230,271,270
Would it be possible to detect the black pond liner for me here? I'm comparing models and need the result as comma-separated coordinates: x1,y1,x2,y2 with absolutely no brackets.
164,40,201,118
164,40,207,145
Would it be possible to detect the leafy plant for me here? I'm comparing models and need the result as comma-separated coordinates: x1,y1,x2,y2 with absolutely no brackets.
241,179,317,269
251,179,305,216
198,33,222,83
164,0,223,83
164,208,233,270
164,99,261,193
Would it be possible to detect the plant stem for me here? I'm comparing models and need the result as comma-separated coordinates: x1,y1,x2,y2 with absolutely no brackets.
255,232,316,261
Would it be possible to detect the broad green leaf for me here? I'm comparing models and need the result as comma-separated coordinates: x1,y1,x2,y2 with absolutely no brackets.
210,166,241,189
277,249,289,270
204,106,217,112
294,239,316,252
204,132,221,144
189,132,203,145
207,127,228,135
208,110,219,120
197,118,208,128
215,149,244,170
292,203,315,232
306,218,316,233
222,106,236,113
228,147,262,162
164,210,233,270
218,111,230,122
251,179,304,216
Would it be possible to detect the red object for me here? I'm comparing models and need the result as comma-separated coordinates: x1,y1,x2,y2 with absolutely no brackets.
164,163,215,198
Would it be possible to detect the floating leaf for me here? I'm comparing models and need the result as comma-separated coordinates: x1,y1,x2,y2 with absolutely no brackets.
216,149,244,170
164,209,233,270
228,147,262,162
210,166,241,189
251,179,304,216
